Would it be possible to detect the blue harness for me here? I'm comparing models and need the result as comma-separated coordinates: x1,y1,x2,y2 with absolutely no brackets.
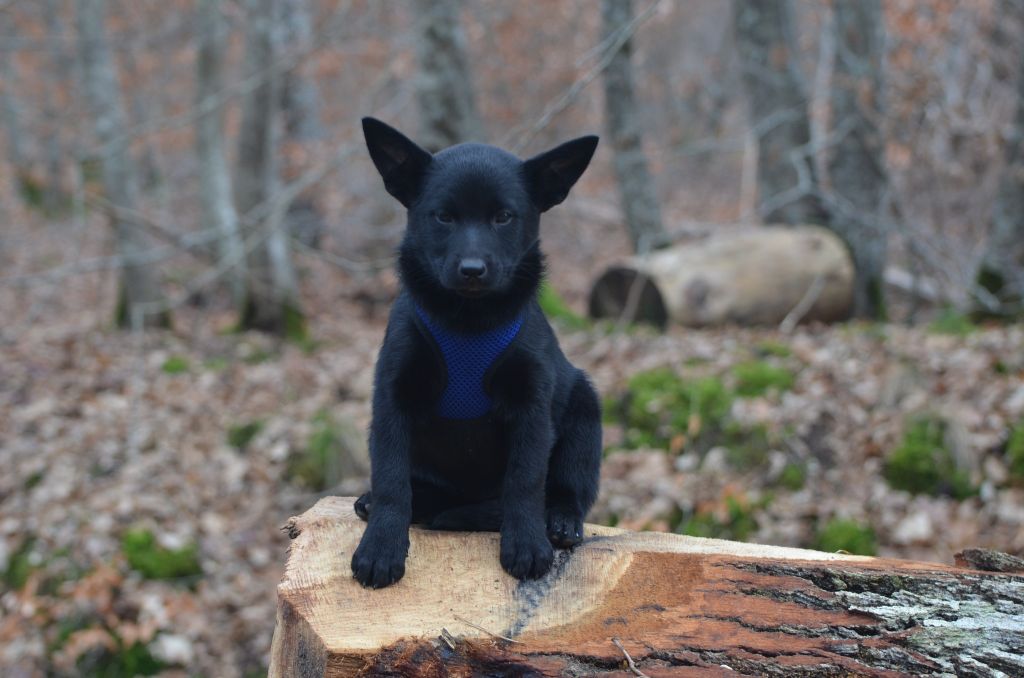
414,305,523,419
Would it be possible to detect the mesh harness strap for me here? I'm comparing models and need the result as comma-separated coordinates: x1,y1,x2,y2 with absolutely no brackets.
414,304,523,419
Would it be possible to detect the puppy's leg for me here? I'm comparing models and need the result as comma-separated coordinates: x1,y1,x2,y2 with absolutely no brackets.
351,407,413,589
546,371,602,548
500,412,555,580
356,481,457,525
428,499,502,532
354,491,372,521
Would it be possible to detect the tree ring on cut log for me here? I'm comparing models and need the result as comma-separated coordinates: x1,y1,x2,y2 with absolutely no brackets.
588,266,668,328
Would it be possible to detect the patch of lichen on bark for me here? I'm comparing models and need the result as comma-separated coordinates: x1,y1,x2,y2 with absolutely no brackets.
730,562,1024,676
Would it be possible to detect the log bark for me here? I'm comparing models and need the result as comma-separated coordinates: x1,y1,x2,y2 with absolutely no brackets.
269,497,1024,677
589,226,854,328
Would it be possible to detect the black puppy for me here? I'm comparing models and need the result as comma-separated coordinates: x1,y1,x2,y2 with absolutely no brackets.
351,118,602,588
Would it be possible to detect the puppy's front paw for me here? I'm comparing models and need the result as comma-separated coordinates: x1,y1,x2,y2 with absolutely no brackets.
351,531,407,589
354,492,372,521
546,508,583,549
500,530,554,580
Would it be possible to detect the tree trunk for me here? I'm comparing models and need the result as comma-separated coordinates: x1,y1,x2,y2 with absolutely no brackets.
589,225,854,328
235,0,304,336
601,0,667,254
278,0,327,249
43,0,70,214
75,0,169,328
123,47,161,192
196,0,246,305
826,0,888,319
0,12,28,193
734,0,828,226
413,0,483,152
269,497,1024,677
978,0,1024,315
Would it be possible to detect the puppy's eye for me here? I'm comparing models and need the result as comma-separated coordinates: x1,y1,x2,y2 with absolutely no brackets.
493,209,514,226
435,211,454,225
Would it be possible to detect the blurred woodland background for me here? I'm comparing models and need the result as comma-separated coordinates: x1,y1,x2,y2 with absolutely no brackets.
1,0,1024,675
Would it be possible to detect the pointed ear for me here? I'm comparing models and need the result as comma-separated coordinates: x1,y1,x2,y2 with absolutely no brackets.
523,135,599,212
362,117,432,208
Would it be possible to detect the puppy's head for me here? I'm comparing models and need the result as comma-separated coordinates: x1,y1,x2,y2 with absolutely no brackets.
362,118,597,301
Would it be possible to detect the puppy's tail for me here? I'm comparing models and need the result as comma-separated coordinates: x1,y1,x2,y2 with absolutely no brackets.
428,500,502,532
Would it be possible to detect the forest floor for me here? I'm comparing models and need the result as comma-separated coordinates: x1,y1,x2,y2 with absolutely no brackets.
2,208,1023,676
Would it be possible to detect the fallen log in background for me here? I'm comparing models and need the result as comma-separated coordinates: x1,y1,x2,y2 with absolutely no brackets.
589,225,855,328
269,497,1023,677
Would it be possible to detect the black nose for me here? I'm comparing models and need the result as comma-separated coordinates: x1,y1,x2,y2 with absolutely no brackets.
458,258,487,279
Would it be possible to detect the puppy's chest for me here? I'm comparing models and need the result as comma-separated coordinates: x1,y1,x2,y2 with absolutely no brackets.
413,306,523,420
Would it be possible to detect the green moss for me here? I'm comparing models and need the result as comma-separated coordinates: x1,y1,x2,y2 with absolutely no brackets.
677,496,762,542
49,614,164,676
49,615,167,675
75,637,164,677
722,423,771,471
284,302,309,345
114,287,128,328
287,411,349,490
755,341,792,358
929,307,976,336
237,295,306,341
732,361,795,397
3,537,37,591
113,283,171,330
813,518,877,556
1007,420,1024,481
227,420,263,450
49,614,93,654
24,469,45,489
16,174,73,215
884,417,975,499
538,282,588,330
160,355,190,374
777,462,807,490
203,357,230,372
866,275,887,322
977,265,1006,297
852,321,889,341
601,394,621,424
18,174,46,208
242,347,274,364
678,511,721,538
80,156,103,184
31,547,88,597
618,369,732,450
121,529,201,581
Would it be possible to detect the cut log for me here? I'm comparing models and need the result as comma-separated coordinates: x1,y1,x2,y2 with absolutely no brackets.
269,497,1024,677
588,226,855,328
